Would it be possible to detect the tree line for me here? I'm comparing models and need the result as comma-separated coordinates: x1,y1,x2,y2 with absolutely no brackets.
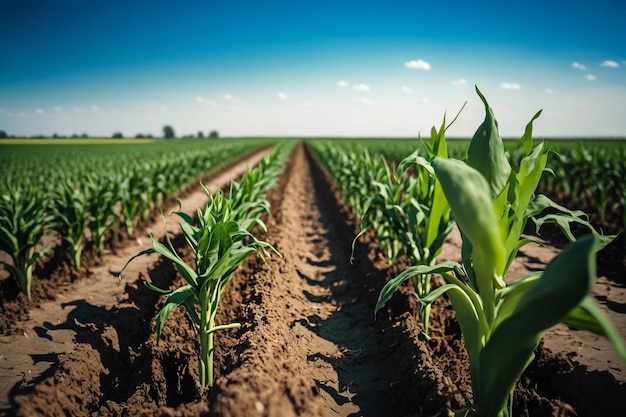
0,126,220,139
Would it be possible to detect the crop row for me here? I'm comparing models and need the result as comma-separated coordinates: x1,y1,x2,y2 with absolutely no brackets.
0,139,273,297
346,136,626,234
118,140,294,387
310,88,626,417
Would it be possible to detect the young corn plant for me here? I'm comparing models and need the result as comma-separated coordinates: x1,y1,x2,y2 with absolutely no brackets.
85,174,118,255
376,87,626,417
118,183,278,388
356,118,454,335
0,185,54,297
51,181,89,270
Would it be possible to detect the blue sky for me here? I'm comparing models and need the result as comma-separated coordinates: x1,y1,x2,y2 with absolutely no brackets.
1,0,625,138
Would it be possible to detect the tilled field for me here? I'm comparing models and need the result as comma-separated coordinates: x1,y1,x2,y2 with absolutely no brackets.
1,144,624,416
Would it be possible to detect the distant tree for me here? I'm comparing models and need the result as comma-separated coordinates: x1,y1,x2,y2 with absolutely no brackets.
209,130,219,139
135,133,145,138
81,133,89,138
163,125,176,139
146,134,154,138
198,131,204,138
112,132,123,139
0,130,7,138
53,133,60,138
71,133,79,138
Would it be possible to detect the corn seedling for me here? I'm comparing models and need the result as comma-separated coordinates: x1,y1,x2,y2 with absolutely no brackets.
116,142,294,388
376,87,626,417
0,185,54,297
51,181,89,270
358,118,455,335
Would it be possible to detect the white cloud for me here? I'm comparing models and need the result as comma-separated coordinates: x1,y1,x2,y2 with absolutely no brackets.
358,97,371,105
422,97,430,104
53,106,62,112
337,80,349,88
405,59,431,70
223,94,234,100
35,108,44,114
195,96,206,103
353,84,370,92
451,78,467,86
545,88,554,94
401,86,412,94
501,82,521,90
91,105,99,111
585,74,596,81
572,62,586,70
601,60,619,68
276,92,288,100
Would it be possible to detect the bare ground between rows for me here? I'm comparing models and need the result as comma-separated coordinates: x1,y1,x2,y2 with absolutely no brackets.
4,143,626,416
0,146,271,413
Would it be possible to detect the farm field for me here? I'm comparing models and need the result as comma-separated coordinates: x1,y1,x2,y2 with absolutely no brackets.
0,134,625,416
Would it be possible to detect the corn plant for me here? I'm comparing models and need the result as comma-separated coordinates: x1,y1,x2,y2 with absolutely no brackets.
116,142,294,388
117,167,150,237
376,88,626,417
354,120,455,334
119,184,278,387
51,181,89,270
0,185,54,297
85,174,118,255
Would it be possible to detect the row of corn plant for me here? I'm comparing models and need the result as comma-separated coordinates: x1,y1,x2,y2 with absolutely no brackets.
0,139,271,297
117,142,293,388
349,119,455,335
374,88,626,417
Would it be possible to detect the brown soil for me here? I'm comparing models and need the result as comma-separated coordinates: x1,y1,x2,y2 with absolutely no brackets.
1,143,624,416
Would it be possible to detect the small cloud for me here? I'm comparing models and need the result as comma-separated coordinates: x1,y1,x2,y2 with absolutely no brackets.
401,86,412,94
337,80,349,88
353,84,370,92
422,97,430,104
358,97,371,105
501,82,521,90
451,78,467,86
195,96,206,103
53,106,62,112
572,62,586,70
35,108,44,114
601,60,619,68
276,92,288,100
585,74,596,81
545,88,554,94
405,59,431,70
223,94,234,100
91,105,99,111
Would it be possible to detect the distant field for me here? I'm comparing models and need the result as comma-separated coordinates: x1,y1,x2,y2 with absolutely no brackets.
0,138,157,145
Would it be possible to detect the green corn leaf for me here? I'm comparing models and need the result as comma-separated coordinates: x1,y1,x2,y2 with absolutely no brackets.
117,247,156,282
375,261,462,316
155,284,196,341
152,239,198,285
431,157,506,306
562,296,626,362
466,87,511,198
475,235,597,417
518,109,543,155
143,280,174,294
